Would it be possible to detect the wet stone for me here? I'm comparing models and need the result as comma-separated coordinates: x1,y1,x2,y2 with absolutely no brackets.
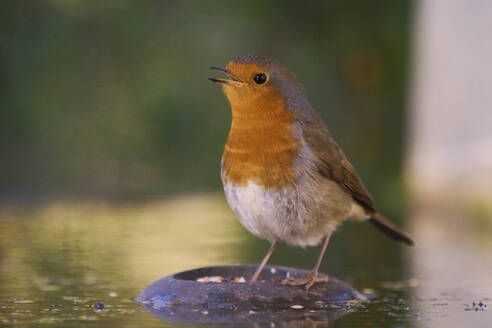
137,265,366,325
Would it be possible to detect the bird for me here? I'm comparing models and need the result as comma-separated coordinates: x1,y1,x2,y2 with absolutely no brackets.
209,55,414,289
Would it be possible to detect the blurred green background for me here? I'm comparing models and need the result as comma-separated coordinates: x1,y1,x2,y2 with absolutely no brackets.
0,0,411,210
3,2,492,327
0,1,415,326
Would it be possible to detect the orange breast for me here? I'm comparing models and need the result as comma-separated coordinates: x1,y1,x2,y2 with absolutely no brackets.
222,88,301,189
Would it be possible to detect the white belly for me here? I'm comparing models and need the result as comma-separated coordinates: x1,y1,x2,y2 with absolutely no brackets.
223,177,367,247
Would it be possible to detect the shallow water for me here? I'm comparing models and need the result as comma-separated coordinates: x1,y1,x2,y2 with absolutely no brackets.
0,194,490,327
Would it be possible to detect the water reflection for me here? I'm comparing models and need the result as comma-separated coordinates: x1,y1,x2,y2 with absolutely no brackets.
146,304,351,327
410,208,492,325
0,194,246,327
0,194,430,327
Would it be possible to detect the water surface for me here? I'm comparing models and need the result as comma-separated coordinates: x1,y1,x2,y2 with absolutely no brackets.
0,194,490,327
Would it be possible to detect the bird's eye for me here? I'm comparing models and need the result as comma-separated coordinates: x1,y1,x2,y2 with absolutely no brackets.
253,73,267,85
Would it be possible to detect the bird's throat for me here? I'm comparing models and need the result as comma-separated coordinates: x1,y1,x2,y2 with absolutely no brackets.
222,94,301,189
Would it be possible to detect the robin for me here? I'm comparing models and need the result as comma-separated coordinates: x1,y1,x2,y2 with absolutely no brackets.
209,55,414,289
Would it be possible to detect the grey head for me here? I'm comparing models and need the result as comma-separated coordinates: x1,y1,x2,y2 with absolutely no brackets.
233,55,313,112
211,55,313,114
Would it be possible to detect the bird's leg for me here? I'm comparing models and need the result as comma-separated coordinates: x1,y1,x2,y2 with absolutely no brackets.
250,241,279,282
282,235,331,289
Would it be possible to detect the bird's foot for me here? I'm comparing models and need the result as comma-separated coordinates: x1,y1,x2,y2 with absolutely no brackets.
281,272,329,290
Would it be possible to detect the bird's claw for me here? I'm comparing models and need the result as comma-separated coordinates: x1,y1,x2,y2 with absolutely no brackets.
281,272,329,289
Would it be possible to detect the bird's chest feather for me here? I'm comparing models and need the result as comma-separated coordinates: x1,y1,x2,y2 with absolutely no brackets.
221,104,302,189
222,126,355,246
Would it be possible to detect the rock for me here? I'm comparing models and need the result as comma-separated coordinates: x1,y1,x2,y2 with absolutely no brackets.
137,265,365,326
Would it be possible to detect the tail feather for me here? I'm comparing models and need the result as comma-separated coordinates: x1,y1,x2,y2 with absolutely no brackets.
369,213,414,246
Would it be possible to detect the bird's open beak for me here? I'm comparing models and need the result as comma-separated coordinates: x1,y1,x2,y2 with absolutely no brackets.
209,67,243,84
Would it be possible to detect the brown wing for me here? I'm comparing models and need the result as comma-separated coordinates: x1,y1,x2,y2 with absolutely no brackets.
300,111,414,246
300,111,376,213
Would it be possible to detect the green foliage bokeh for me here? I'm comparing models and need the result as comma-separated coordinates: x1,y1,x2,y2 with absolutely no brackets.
0,0,411,209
